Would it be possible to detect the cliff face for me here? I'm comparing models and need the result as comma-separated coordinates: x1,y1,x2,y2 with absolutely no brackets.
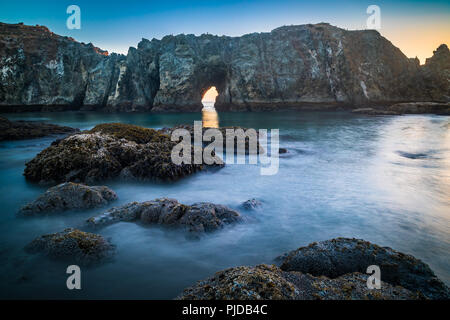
0,22,448,112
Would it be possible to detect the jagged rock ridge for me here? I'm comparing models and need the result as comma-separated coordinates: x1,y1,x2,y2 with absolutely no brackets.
1,22,448,112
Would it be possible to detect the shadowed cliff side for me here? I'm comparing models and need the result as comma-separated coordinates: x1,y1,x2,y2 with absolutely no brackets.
0,22,448,112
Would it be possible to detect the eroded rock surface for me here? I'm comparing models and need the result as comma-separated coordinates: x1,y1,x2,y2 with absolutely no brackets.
1,22,448,112
19,182,117,215
178,238,449,300
177,264,419,300
23,123,218,184
0,116,79,141
87,198,242,233
25,228,115,266
279,238,449,300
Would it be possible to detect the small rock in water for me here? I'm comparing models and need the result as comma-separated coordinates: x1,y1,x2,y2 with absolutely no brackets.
19,182,117,215
87,198,242,234
25,228,115,266
279,148,288,154
241,198,263,210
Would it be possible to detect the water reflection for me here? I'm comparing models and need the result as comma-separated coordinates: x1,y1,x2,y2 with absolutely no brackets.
202,106,219,128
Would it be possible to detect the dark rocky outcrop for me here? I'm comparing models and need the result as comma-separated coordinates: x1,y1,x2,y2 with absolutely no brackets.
23,123,219,184
1,22,448,112
25,228,115,266
177,264,418,300
18,182,117,215
0,116,79,141
178,238,449,300
279,238,449,300
241,198,262,210
87,198,242,234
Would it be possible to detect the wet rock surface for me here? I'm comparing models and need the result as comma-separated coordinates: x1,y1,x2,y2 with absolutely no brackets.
18,182,117,215
177,264,419,300
0,116,79,141
178,238,449,300
25,228,115,266
87,198,242,233
279,238,449,300
23,123,219,184
241,199,263,210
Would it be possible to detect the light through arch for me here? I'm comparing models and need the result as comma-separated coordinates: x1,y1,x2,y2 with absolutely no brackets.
201,86,218,109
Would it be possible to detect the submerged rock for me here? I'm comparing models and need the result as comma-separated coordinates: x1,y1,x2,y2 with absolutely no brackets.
23,123,220,184
19,182,117,215
279,238,449,300
0,116,79,141
25,228,115,266
351,108,400,116
387,102,450,115
241,199,263,210
177,264,418,300
87,198,242,233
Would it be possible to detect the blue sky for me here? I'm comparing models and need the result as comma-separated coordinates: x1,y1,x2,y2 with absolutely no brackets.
1,0,449,62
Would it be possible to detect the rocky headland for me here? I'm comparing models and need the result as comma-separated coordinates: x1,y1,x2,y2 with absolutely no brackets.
178,238,449,300
0,116,79,140
1,22,448,113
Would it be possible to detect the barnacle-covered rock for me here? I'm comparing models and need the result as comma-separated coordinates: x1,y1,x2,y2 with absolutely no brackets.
177,264,419,300
279,238,449,300
18,182,117,215
87,198,242,233
24,228,115,266
23,123,219,184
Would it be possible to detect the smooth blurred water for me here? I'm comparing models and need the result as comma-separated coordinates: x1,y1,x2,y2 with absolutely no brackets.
0,110,449,299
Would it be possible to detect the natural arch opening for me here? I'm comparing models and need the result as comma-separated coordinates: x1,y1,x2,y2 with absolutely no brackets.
201,86,218,109
201,86,219,128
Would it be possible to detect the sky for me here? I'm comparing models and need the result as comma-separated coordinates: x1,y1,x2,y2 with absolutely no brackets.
0,0,449,64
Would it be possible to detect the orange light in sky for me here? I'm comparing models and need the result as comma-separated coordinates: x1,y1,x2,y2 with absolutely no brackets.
202,86,218,103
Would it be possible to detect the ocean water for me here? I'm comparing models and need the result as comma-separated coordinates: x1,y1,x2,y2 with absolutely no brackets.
0,110,449,299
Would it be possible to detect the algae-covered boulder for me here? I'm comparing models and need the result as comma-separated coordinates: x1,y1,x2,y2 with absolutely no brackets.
25,228,115,266
177,264,419,300
279,238,449,300
87,198,242,233
23,123,219,184
19,182,117,215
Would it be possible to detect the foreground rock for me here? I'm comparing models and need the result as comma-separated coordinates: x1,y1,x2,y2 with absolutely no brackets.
19,182,117,215
177,264,418,300
178,238,449,300
0,116,79,141
87,198,242,233
279,238,449,300
24,123,220,184
25,228,115,266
